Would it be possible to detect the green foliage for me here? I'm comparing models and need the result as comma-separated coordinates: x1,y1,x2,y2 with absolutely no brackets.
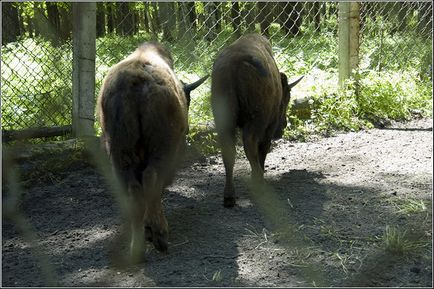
1,37,72,130
357,71,433,123
2,9,432,147
280,26,432,141
395,198,427,215
381,225,429,256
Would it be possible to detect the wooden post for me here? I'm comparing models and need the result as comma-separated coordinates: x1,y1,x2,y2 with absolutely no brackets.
72,2,96,137
338,2,351,86
339,2,360,87
349,2,360,73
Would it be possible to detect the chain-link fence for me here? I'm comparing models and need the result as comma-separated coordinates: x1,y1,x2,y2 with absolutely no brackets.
359,1,432,74
1,1,433,138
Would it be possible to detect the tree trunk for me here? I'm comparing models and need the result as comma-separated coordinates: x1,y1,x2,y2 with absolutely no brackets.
2,2,21,43
312,2,321,32
96,2,106,37
46,2,60,33
204,2,217,42
143,3,150,33
34,2,50,40
47,2,63,45
258,2,272,37
245,2,257,32
214,2,221,33
159,2,176,41
231,2,241,38
149,2,160,39
282,2,302,36
17,5,25,37
59,3,72,41
178,2,194,40
118,2,134,36
26,13,35,38
107,3,114,33
186,2,196,32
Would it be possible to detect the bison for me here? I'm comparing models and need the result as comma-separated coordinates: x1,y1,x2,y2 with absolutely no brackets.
97,41,207,261
211,33,303,208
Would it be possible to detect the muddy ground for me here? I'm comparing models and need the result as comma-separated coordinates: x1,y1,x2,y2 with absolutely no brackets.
2,117,432,287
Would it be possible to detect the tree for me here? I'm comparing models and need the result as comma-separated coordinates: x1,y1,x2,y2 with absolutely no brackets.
204,2,218,42
185,2,197,32
281,2,303,36
96,2,106,37
33,2,48,39
149,2,161,39
142,3,150,33
46,2,60,35
159,2,176,41
106,3,114,34
244,2,257,33
118,2,134,36
178,2,194,40
312,2,321,32
58,3,72,41
231,2,241,38
258,2,272,37
2,2,21,43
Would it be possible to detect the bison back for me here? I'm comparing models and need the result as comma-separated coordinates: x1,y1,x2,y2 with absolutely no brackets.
211,36,282,131
98,60,188,176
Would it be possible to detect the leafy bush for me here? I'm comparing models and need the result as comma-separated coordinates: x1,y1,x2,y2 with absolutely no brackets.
2,37,72,130
2,19,432,148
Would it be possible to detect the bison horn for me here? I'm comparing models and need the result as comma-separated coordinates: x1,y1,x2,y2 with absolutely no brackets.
288,75,304,89
183,74,209,94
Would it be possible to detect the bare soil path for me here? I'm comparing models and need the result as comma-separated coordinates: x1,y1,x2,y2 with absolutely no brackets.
2,117,432,287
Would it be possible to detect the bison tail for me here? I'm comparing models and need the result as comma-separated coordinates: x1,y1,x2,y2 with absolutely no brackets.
105,83,144,171
240,56,268,77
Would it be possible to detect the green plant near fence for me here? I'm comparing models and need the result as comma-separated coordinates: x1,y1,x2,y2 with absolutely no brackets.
1,1,432,141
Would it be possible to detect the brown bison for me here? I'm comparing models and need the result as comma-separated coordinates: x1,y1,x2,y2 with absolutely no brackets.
211,33,303,207
97,41,207,261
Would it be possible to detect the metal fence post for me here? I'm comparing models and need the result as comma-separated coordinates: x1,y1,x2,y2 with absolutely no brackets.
339,2,360,87
72,2,96,137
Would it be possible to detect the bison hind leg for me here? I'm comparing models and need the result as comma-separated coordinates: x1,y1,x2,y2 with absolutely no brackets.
128,179,146,264
216,129,237,208
242,128,264,182
142,166,169,253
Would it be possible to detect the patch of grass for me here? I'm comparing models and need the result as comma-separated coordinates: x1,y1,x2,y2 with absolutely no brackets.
381,225,428,256
396,199,427,215
212,270,223,282
5,139,91,187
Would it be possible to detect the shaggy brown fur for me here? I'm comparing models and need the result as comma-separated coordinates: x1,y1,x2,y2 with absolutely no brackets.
211,33,303,207
97,41,207,261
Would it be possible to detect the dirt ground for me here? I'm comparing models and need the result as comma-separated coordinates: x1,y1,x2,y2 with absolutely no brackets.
2,117,432,287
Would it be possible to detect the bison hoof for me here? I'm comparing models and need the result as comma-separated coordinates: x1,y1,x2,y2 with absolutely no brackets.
153,237,168,253
145,226,153,242
223,197,236,208
145,226,168,252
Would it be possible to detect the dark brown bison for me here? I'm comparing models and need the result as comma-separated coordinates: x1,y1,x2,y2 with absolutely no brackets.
97,41,207,261
211,33,303,207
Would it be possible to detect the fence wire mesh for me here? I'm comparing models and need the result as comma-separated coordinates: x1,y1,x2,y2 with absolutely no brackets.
359,1,433,74
2,1,73,132
1,1,433,287
1,1,433,134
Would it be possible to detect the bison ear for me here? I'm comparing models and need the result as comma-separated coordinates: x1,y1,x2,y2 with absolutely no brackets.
288,75,304,90
183,74,209,95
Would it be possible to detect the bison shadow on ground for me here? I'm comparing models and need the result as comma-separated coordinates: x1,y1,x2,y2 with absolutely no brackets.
2,147,431,286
